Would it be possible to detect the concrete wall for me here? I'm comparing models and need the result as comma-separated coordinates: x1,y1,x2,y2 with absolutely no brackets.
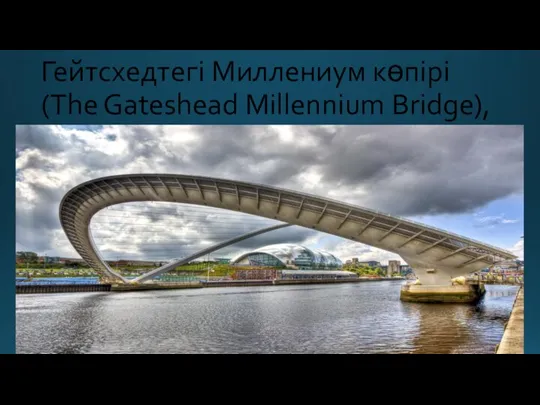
496,288,524,354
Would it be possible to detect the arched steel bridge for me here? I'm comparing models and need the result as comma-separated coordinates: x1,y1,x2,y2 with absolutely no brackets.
59,174,517,285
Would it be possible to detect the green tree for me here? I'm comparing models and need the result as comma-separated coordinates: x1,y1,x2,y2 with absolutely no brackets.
16,251,38,263
374,267,386,277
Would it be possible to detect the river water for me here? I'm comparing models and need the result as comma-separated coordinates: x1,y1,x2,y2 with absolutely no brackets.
16,281,519,354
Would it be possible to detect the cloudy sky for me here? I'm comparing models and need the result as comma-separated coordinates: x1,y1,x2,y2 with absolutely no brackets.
16,125,524,265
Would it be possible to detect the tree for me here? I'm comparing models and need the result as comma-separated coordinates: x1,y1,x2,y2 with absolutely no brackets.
16,251,38,262
374,267,386,277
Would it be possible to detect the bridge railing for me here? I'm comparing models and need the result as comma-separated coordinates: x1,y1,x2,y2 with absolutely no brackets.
467,273,524,285
368,211,516,258
251,185,517,258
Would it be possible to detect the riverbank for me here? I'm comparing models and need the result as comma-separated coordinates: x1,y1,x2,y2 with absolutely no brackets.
496,287,524,354
201,277,404,288
15,276,406,293
111,282,202,292
111,276,405,291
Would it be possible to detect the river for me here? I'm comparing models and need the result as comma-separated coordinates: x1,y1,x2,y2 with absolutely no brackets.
16,281,519,354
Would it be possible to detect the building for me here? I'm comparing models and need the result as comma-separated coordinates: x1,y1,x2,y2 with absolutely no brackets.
37,256,86,264
387,260,401,276
350,259,381,268
38,256,62,264
516,260,524,272
230,243,343,270
399,264,412,276
280,270,358,280
491,259,524,274
233,268,282,280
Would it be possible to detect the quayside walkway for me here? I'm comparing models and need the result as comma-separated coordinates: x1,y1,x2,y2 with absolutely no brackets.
496,287,524,354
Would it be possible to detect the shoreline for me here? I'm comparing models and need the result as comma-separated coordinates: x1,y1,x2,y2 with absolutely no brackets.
199,277,404,288
16,276,406,294
496,287,524,354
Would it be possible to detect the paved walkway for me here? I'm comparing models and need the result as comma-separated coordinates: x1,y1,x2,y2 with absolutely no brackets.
496,287,524,354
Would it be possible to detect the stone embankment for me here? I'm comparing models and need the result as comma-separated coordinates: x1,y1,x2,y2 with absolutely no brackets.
496,287,524,354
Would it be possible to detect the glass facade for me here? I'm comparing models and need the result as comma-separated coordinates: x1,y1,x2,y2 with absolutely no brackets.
231,243,343,270
245,253,286,268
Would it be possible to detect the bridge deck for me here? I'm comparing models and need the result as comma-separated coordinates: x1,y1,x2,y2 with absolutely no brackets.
60,174,517,282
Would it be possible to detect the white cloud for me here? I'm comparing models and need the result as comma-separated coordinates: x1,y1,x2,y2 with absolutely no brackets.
324,240,404,265
473,213,519,228
510,238,524,260
15,125,524,264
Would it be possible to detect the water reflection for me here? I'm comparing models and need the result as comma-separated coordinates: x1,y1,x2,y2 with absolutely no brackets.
403,285,519,354
16,292,111,354
16,283,518,354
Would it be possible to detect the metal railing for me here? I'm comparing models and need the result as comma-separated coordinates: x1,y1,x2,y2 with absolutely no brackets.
16,278,100,286
467,273,524,285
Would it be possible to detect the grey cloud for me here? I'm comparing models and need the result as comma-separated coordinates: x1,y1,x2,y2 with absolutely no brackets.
16,125,68,154
187,125,255,166
69,133,87,147
125,126,166,160
313,125,523,216
183,126,317,185
15,124,523,261
16,183,66,254
17,151,56,172
89,207,318,261
62,125,104,132
67,149,118,171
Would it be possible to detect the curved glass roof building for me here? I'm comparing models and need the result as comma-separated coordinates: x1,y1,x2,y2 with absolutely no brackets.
230,243,343,270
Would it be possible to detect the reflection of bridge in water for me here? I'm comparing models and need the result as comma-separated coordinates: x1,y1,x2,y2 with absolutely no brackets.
59,174,517,303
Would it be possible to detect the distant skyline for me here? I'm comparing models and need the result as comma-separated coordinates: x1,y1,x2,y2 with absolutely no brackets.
16,125,524,265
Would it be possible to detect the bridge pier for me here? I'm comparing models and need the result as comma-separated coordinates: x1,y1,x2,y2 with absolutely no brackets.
399,259,486,304
400,282,485,303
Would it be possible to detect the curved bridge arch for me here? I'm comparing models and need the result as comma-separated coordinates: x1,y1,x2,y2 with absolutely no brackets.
59,174,517,285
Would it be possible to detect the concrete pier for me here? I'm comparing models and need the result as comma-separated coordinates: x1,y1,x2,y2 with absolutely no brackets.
400,283,486,303
496,287,524,354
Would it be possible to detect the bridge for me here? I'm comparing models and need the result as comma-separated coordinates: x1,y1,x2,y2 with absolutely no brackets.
467,273,524,285
59,174,517,303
